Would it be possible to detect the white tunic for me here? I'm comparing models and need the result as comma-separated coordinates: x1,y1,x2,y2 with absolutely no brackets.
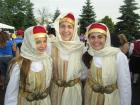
82,51,131,105
4,61,50,105
92,52,131,105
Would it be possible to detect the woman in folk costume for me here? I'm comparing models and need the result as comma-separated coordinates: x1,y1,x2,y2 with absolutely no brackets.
50,12,84,105
5,26,52,105
82,23,131,105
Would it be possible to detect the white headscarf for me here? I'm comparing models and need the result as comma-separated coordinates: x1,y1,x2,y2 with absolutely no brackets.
86,23,120,57
52,12,84,53
20,26,51,61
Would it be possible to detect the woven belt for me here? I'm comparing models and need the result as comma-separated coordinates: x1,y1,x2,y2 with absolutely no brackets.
88,79,117,94
19,88,49,102
53,78,80,87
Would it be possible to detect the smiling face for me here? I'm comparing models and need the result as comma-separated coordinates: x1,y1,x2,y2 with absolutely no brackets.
88,32,106,51
35,37,47,54
59,22,74,41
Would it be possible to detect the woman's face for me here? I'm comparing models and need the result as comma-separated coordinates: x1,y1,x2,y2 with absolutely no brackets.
35,37,47,54
59,22,74,41
88,32,106,50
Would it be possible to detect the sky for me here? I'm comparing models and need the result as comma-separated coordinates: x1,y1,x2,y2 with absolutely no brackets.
30,0,140,23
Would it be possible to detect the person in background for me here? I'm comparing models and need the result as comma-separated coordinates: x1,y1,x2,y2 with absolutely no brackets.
0,31,13,56
11,33,17,39
47,28,56,43
0,31,13,89
118,34,129,57
12,29,24,56
129,39,140,84
80,33,86,42
50,12,84,105
5,26,52,105
82,22,131,105
9,33,16,40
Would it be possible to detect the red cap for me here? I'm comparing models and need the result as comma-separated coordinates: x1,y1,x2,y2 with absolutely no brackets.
16,29,24,36
60,13,75,25
88,23,107,36
33,26,47,38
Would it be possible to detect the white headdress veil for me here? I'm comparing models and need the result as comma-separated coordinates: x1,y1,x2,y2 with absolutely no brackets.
53,12,84,53
20,26,50,61
86,23,120,57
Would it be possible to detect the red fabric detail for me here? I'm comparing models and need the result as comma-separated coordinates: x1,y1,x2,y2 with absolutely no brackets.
64,13,75,21
16,29,24,36
33,26,47,34
89,23,107,31
133,40,140,56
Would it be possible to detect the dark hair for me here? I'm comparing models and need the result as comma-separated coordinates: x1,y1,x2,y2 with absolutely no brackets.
111,34,121,47
20,57,31,90
48,28,56,36
82,51,93,69
17,42,22,50
0,31,9,48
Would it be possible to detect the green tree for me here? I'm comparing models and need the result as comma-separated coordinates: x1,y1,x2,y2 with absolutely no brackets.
115,0,140,40
23,0,36,29
2,0,35,29
0,0,4,22
100,16,115,34
79,0,96,34
13,12,26,29
1,0,14,25
53,8,60,22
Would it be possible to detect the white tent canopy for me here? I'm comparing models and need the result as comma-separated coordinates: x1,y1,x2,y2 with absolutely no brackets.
0,23,15,29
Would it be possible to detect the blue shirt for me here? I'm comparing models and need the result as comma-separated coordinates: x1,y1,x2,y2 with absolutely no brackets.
0,40,13,56
13,37,23,44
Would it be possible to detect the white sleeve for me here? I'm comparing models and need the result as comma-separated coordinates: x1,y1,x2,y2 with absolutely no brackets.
80,62,88,81
116,52,132,105
4,64,20,105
